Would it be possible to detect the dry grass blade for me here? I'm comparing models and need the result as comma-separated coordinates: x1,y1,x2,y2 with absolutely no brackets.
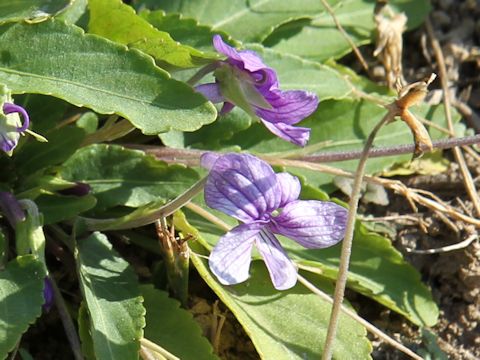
319,0,369,72
425,18,480,217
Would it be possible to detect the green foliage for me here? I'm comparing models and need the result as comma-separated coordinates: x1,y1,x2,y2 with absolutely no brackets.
0,255,46,359
35,193,97,225
142,285,217,360
0,0,447,357
76,232,145,360
264,0,431,61
0,20,217,134
158,0,340,43
61,144,200,210
0,0,72,24
186,241,372,360
88,0,218,69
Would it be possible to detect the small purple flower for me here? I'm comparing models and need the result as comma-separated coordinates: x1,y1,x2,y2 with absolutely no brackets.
0,103,30,154
196,35,319,147
203,153,347,290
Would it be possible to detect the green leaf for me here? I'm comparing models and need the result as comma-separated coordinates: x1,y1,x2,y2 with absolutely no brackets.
78,301,96,360
182,239,371,359
0,20,216,134
248,44,351,99
141,285,217,360
158,0,341,43
283,222,439,327
140,10,232,54
264,0,431,61
35,193,97,225
0,0,72,24
56,0,88,25
60,144,200,210
88,0,218,69
76,232,145,360
0,255,46,359
14,126,86,177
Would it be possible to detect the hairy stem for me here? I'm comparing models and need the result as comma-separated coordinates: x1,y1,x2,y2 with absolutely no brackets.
322,106,397,359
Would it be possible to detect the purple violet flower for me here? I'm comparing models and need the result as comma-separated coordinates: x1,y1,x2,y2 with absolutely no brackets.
0,103,30,154
202,153,347,290
196,35,319,147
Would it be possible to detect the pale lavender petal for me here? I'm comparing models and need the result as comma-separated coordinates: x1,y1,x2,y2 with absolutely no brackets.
255,90,318,124
261,120,310,147
276,173,301,208
209,222,263,285
3,103,30,132
270,200,347,248
195,83,225,103
200,152,221,170
256,230,297,290
0,133,18,152
204,153,281,222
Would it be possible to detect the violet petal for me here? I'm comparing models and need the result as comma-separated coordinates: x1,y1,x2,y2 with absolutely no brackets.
270,200,347,248
204,153,281,222
261,120,310,147
3,103,30,132
213,35,267,72
209,222,263,285
276,173,301,208
0,133,18,152
200,152,221,170
255,89,318,124
256,230,297,290
195,83,225,103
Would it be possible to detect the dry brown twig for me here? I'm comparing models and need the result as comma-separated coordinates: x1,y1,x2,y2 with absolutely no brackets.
426,18,480,217
319,0,369,72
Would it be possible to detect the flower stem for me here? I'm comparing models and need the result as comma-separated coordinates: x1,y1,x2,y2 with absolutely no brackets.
297,275,422,360
50,275,83,360
322,105,398,360
83,177,207,231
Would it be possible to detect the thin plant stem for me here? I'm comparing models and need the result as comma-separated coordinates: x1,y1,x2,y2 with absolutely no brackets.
50,275,83,360
319,0,369,72
84,177,207,231
426,18,480,216
186,62,219,86
140,338,180,360
297,275,423,360
322,107,397,360
132,132,480,165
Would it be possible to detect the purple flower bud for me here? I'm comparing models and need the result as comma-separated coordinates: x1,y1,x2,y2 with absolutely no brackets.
196,36,319,147
203,153,347,290
43,277,54,312
1,103,30,154
0,191,26,227
58,182,91,197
